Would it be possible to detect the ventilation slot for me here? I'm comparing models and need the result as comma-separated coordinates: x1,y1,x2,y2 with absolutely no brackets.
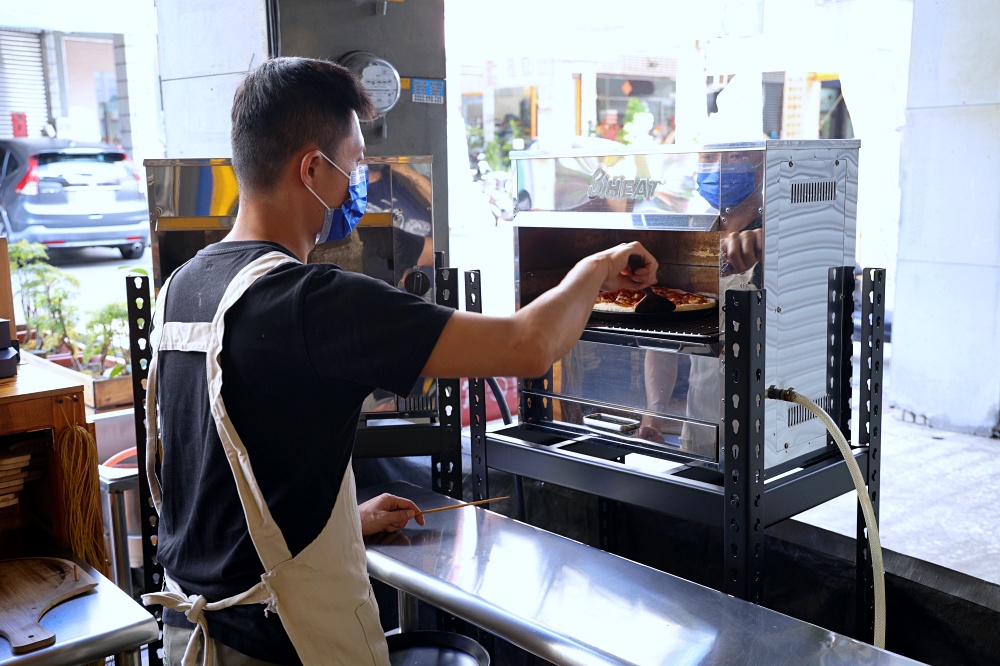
790,180,837,204
787,395,833,427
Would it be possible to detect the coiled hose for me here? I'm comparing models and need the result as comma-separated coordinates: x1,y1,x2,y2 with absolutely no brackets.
766,387,886,648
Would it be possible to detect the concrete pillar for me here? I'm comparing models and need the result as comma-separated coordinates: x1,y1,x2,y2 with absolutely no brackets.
111,20,166,183
892,0,1000,436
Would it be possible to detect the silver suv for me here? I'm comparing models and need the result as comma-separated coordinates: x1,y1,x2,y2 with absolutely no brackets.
0,138,149,259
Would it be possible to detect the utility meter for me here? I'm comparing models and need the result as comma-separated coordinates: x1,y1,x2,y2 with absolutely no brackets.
338,51,401,118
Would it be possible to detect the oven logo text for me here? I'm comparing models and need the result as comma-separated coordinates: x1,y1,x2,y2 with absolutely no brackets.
587,165,660,200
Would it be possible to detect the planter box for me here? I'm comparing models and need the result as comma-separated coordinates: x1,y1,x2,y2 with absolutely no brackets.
23,353,134,410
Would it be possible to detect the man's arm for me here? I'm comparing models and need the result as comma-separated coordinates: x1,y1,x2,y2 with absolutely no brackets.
421,242,658,379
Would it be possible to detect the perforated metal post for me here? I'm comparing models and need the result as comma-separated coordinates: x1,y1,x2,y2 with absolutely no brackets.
829,267,854,447
464,270,490,502
433,262,462,500
857,267,885,642
519,372,554,423
126,274,163,665
723,289,766,603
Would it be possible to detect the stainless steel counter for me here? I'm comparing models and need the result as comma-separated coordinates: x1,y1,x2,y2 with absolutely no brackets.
362,481,922,666
0,561,159,665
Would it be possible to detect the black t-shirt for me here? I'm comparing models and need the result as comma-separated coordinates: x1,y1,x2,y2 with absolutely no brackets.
156,241,452,664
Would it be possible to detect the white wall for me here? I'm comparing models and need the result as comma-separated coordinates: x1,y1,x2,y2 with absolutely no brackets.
891,0,1000,435
155,0,269,157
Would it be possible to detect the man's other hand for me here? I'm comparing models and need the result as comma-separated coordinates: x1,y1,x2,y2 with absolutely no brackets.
359,493,425,535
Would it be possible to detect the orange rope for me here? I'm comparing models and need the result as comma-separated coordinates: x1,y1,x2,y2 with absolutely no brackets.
56,402,108,576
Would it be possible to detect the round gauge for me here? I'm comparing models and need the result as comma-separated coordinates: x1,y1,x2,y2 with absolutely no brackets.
338,51,401,117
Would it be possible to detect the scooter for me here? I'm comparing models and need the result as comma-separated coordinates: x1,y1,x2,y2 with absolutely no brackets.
477,160,516,225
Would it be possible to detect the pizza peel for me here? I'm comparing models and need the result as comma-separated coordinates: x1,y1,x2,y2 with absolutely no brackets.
626,255,675,314
0,558,97,654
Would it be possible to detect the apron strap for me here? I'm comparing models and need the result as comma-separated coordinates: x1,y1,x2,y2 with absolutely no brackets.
145,265,187,515
158,322,212,353
204,251,300,570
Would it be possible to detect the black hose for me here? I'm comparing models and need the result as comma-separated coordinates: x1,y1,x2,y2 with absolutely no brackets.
485,377,513,426
485,377,525,521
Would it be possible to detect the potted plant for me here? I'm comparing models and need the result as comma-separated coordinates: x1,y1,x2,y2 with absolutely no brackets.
9,240,82,365
82,302,131,377
8,240,135,409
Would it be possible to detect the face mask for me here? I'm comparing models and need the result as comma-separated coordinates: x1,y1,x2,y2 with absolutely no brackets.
304,153,368,243
696,158,757,211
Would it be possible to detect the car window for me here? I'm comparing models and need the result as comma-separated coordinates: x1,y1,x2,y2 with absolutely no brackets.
36,152,137,191
1,150,17,180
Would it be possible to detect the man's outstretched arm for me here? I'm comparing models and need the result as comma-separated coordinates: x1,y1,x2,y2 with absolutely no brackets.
421,242,658,379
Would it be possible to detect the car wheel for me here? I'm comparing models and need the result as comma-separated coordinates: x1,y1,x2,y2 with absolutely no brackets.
119,242,146,260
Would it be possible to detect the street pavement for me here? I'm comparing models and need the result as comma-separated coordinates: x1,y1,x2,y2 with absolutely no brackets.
10,246,152,325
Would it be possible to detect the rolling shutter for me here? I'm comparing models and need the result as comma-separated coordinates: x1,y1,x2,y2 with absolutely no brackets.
0,29,48,139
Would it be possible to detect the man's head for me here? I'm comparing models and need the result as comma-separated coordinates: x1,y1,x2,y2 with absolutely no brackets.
231,57,376,194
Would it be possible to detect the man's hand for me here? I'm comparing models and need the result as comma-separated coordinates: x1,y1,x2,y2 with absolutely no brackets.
359,493,425,536
721,229,763,275
592,242,659,292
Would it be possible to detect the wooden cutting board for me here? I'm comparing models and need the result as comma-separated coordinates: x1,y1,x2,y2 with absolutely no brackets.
0,558,97,654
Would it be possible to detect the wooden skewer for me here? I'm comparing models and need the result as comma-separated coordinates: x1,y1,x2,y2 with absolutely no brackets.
417,496,510,516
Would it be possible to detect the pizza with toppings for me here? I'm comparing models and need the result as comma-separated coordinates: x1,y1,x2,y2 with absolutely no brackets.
594,286,717,313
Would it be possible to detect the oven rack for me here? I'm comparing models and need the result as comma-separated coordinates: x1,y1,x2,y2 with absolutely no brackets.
584,316,720,343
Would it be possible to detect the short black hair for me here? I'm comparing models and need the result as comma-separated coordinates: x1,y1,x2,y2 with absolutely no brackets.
231,57,376,193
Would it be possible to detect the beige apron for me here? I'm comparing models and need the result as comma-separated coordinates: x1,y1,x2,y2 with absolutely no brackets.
141,251,390,666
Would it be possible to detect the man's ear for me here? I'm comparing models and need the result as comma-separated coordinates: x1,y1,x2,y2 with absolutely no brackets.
299,150,323,187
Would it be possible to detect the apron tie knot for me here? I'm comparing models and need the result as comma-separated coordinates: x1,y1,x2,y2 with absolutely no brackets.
142,590,216,666
185,594,209,624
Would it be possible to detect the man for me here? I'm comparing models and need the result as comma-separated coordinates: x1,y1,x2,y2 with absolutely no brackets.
144,57,657,666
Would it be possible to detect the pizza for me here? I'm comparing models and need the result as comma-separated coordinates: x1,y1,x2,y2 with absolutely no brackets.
593,286,717,313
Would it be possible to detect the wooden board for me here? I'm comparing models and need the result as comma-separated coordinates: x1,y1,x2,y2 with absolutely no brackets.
0,455,31,468
0,558,97,654
0,478,24,492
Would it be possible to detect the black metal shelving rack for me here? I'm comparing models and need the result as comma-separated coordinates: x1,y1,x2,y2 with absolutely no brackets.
127,256,464,665
468,267,886,643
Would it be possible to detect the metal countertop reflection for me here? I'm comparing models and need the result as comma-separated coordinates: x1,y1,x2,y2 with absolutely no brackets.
0,560,159,665
361,481,921,666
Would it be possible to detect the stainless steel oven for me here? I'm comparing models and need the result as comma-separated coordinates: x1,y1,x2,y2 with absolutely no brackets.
507,140,859,472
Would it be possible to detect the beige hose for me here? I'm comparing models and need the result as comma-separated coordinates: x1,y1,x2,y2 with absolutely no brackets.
767,387,886,648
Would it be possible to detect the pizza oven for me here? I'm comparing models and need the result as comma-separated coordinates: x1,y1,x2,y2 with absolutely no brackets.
498,140,859,472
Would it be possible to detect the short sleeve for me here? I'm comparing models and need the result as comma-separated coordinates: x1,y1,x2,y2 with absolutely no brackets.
300,267,453,395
